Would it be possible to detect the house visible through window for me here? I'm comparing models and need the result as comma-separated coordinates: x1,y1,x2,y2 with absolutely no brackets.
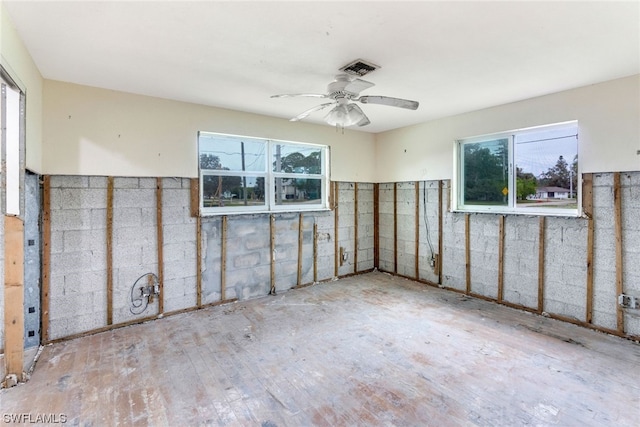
198,132,329,214
455,121,579,216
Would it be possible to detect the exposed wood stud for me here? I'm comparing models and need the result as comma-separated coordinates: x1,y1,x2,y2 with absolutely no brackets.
41,175,51,343
415,181,420,280
465,214,471,294
196,215,202,307
221,216,228,301
106,176,114,325
156,177,164,314
393,183,398,274
354,183,359,274
497,215,505,302
614,172,624,333
334,182,339,277
373,183,380,269
190,177,199,217
297,213,304,286
583,173,594,323
270,214,276,294
4,216,25,377
313,222,318,283
538,216,546,314
437,180,443,283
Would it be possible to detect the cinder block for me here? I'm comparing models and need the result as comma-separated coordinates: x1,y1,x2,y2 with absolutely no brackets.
163,188,190,208
161,177,182,189
51,251,95,275
63,271,107,293
113,245,143,268
63,228,106,252
115,225,156,247
89,176,109,188
113,177,140,189
164,223,197,243
139,177,158,189
114,188,156,209
50,175,89,189
90,209,107,230
592,186,613,208
51,209,92,232
593,173,614,187
113,207,142,228
623,207,640,231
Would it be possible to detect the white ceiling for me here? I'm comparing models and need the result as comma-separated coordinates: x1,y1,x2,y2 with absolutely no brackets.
4,1,640,133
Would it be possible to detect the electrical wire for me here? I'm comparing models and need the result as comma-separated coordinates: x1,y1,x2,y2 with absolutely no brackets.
130,272,159,315
422,182,435,261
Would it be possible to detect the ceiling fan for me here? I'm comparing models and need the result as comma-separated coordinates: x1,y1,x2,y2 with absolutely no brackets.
271,74,419,128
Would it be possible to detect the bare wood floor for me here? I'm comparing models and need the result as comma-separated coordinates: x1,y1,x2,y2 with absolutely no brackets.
2,271,639,426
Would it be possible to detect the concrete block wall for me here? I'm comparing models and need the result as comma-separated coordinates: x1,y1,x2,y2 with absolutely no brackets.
441,183,466,291
502,215,538,308
381,173,640,339
395,182,416,278
337,182,356,276
592,174,617,329
356,183,375,272
417,181,439,284
42,176,375,341
225,215,271,300
619,173,640,336
201,216,222,304
112,177,160,324
469,214,500,299
49,176,108,339
378,183,395,273
161,178,198,313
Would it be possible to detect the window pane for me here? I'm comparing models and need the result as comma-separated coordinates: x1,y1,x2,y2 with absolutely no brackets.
199,134,266,172
274,178,323,205
515,125,578,210
463,138,509,206
202,175,266,208
272,143,322,174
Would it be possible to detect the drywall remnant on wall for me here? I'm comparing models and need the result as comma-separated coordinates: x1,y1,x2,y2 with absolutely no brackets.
23,172,40,348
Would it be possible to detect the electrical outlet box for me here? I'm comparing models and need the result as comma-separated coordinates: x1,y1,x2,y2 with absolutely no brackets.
618,294,639,309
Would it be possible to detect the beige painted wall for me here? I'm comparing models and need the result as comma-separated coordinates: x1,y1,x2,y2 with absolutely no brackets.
375,74,640,182
42,80,376,181
1,2,43,172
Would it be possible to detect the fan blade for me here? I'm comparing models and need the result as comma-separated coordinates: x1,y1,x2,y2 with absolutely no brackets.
290,102,336,122
344,78,375,94
351,104,371,127
357,95,419,110
271,93,328,99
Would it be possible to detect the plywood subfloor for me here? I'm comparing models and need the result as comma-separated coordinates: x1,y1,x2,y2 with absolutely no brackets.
2,271,639,426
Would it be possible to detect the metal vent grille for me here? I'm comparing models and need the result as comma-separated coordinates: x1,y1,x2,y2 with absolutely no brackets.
339,59,379,77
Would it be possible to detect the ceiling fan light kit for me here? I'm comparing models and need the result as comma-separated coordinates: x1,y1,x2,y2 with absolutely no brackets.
271,65,419,129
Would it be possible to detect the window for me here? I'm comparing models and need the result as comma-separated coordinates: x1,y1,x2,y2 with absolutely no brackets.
198,132,329,214
454,121,579,216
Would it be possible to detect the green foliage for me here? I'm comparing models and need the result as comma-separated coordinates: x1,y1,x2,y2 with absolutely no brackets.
463,140,508,203
538,155,570,188
516,167,537,200
200,153,222,170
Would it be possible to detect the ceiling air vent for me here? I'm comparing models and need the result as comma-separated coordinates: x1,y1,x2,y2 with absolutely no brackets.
339,59,379,77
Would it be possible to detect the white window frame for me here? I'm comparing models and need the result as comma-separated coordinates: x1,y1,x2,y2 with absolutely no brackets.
198,132,330,215
453,121,580,217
